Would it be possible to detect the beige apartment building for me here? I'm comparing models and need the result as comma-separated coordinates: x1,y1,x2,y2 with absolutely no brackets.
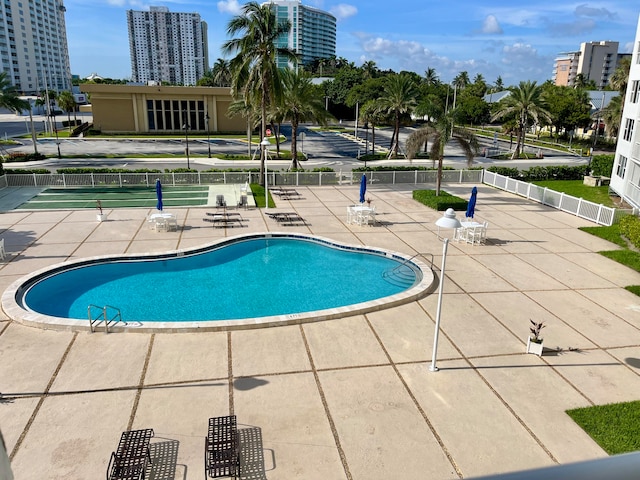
79,84,245,134
553,41,621,88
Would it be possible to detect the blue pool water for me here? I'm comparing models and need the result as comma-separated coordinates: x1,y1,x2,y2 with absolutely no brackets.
22,236,420,322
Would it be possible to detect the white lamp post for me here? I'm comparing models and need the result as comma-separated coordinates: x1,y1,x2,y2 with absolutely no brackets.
430,208,462,372
261,137,270,210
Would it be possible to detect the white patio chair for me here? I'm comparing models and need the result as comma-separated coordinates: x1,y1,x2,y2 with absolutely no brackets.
0,238,6,260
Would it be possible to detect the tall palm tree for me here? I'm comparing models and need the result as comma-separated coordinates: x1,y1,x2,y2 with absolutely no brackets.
222,2,298,182
602,95,622,138
211,58,232,87
57,90,76,128
406,113,478,195
453,71,470,90
491,81,551,159
0,72,29,112
377,73,419,158
424,67,439,86
278,69,333,169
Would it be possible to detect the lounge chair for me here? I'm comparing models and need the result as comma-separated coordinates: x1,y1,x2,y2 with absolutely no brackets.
216,195,226,208
204,415,240,479
107,428,154,480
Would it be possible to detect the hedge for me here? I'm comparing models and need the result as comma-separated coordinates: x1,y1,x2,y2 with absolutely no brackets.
413,189,467,211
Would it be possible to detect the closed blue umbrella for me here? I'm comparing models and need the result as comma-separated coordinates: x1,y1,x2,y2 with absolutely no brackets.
359,174,367,203
156,179,163,211
466,186,477,219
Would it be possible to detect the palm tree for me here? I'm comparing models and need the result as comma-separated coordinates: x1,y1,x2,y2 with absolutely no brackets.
424,67,439,86
491,81,551,159
602,95,622,138
377,73,419,158
57,90,76,128
222,2,298,182
278,69,333,169
406,113,478,195
453,71,470,90
0,72,29,112
211,58,232,87
359,100,386,157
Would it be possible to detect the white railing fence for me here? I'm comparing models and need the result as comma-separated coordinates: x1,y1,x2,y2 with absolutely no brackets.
484,170,633,226
3,169,485,188
2,169,633,225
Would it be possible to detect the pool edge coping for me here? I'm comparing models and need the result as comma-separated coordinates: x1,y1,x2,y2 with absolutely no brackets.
2,231,437,332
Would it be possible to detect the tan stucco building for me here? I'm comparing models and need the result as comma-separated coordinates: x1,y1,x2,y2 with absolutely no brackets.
79,84,245,134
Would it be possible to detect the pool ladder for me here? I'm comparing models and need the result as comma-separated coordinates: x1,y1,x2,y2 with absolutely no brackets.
88,304,123,333
382,253,433,288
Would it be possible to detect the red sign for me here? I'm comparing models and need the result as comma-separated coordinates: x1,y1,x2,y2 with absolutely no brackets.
266,129,272,136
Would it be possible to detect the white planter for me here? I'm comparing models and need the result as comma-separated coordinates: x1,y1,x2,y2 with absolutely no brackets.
96,213,108,222
526,337,544,356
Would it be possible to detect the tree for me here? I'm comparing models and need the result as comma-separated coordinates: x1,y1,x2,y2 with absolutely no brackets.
543,84,591,139
609,56,631,94
406,113,478,195
424,67,439,86
0,72,29,112
492,76,504,93
212,58,232,87
376,73,419,157
278,69,333,169
222,1,298,183
57,90,76,127
602,94,622,138
453,71,470,90
491,81,551,158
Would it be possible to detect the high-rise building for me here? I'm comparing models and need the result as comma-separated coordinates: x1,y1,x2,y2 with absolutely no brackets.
0,0,71,94
266,0,336,68
553,41,620,88
127,6,208,86
610,18,640,209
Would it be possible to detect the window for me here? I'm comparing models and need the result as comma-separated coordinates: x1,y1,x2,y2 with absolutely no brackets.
616,154,627,178
623,118,635,142
631,81,640,104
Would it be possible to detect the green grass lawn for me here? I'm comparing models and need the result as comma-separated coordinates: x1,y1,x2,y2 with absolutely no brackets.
532,180,614,206
579,223,640,295
567,401,640,454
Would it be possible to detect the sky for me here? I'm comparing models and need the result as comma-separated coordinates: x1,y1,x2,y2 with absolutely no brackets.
65,0,639,86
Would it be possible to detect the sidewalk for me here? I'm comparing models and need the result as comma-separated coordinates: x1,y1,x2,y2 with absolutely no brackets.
1,183,639,479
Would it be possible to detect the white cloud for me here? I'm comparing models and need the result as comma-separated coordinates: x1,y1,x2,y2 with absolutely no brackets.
480,15,503,34
217,0,242,15
575,4,617,20
330,4,357,21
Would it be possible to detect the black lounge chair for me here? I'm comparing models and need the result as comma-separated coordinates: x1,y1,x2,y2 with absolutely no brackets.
204,415,240,479
107,428,154,480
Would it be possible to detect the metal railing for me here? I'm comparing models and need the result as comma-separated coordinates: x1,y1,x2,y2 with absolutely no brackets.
2,169,484,188
484,170,632,226
88,304,123,333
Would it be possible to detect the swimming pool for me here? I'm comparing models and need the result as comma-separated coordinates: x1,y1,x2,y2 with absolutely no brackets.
3,233,434,332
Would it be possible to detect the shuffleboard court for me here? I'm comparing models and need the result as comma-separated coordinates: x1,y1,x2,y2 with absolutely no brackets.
14,185,252,210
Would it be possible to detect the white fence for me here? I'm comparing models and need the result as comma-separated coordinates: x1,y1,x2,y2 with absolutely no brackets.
483,170,630,226
2,169,631,225
3,169,484,188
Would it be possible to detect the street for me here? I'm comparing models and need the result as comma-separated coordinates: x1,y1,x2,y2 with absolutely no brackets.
0,112,590,172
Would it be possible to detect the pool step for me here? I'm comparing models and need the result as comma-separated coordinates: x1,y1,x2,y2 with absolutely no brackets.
382,265,416,288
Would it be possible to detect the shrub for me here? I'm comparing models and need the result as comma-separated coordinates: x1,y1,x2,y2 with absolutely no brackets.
619,215,640,250
413,189,468,211
5,168,51,174
4,152,46,163
487,165,589,181
590,154,615,177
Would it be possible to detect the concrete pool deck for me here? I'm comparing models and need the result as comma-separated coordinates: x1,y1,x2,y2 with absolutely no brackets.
1,183,640,479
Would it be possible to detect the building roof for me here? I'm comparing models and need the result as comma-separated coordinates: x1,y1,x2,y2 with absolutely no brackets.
482,91,511,103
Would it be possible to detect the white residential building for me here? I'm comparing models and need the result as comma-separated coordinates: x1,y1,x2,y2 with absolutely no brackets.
610,17,640,209
0,0,71,94
127,6,208,86
266,0,336,68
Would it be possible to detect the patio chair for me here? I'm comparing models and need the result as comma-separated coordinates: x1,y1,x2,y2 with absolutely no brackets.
216,195,226,208
204,415,240,479
107,428,154,480
0,238,6,260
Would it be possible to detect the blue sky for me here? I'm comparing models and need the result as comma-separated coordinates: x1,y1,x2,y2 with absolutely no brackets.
66,0,638,86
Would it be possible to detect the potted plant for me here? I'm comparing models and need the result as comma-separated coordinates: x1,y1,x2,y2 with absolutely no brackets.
526,320,545,356
96,200,108,222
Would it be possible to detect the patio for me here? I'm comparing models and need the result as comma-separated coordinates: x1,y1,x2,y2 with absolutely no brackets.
1,183,640,479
